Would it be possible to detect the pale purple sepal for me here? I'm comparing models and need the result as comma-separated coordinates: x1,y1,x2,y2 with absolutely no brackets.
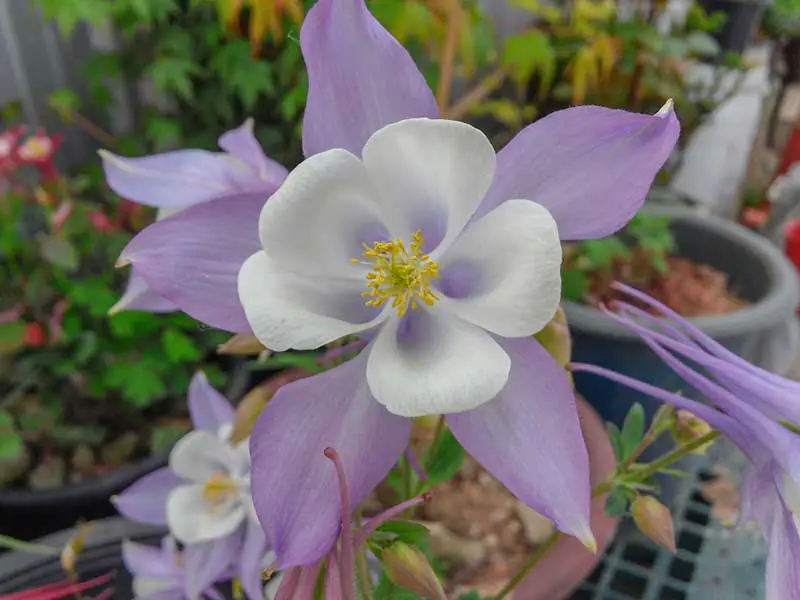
112,467,182,526
218,120,288,185
184,530,243,600
101,149,242,209
240,518,270,600
447,336,592,542
111,270,177,315
188,372,235,434
119,193,265,333
478,104,680,240
250,348,411,568
300,0,438,158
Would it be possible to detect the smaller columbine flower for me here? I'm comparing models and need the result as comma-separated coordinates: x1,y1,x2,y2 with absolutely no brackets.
572,283,800,600
123,536,224,600
113,373,270,600
16,132,60,163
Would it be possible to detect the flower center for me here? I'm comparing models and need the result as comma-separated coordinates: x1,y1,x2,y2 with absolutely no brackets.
352,230,440,317
202,472,239,510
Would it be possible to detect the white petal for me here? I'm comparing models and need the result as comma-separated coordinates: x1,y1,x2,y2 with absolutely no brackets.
169,430,238,482
366,309,510,416
258,148,389,280
166,484,245,544
133,576,176,598
238,251,385,351
437,200,562,337
361,118,496,254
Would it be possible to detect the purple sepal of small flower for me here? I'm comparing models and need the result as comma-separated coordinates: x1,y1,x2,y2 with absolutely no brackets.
571,283,800,600
123,536,229,600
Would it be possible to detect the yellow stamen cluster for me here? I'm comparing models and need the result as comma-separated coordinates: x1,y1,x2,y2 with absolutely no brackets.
202,472,239,511
352,230,440,317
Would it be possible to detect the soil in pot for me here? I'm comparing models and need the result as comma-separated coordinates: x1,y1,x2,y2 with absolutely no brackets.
563,212,749,317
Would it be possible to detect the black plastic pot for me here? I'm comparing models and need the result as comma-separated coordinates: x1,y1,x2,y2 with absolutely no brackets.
0,518,164,599
567,204,799,500
700,0,767,54
0,362,252,541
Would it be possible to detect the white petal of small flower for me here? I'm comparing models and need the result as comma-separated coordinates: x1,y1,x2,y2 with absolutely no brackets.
366,309,510,416
361,118,496,254
166,484,245,544
169,430,240,482
437,199,562,337
238,251,385,351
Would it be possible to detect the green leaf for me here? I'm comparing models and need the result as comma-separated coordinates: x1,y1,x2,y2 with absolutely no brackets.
561,268,587,302
37,0,111,35
604,486,629,517
209,41,276,110
425,429,464,485
0,323,26,355
150,424,189,452
0,410,23,460
685,31,721,57
162,329,202,363
48,88,82,115
457,593,493,600
104,360,167,408
74,332,99,364
502,30,556,90
621,403,646,458
67,280,116,318
146,57,202,102
606,422,624,462
37,234,79,272
580,237,630,270
145,113,183,149
375,521,430,546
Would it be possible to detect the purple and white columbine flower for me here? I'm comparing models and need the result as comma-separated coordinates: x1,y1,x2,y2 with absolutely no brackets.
113,373,270,600
103,119,287,315
114,0,679,569
572,284,800,600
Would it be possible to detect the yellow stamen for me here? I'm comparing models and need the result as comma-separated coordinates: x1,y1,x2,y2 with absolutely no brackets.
352,230,440,317
202,472,239,510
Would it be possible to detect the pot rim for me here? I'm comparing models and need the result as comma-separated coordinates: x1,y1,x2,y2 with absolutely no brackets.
563,205,800,340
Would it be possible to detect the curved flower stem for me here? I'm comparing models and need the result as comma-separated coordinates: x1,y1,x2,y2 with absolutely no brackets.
435,0,461,112
353,509,376,600
493,429,721,600
444,66,509,121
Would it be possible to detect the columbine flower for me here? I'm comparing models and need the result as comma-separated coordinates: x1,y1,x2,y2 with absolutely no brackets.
103,119,287,316
115,0,678,569
0,126,24,171
571,284,800,600
113,373,270,600
123,536,225,600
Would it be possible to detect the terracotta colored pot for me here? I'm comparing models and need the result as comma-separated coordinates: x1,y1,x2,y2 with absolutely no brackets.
511,397,619,600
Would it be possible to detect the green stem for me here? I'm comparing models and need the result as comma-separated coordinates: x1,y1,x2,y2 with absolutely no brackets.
493,430,721,600
0,534,59,556
494,530,562,600
626,430,720,484
353,509,375,600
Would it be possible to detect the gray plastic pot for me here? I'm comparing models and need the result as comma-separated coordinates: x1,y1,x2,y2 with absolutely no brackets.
567,205,800,500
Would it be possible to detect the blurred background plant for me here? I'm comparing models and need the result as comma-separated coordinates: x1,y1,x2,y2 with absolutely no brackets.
0,122,228,491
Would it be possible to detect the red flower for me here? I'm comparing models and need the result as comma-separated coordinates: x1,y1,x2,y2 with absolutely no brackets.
88,211,116,234
0,125,25,171
23,322,47,348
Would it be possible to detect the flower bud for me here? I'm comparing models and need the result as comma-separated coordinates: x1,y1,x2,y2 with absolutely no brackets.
631,495,676,554
217,333,267,355
380,542,446,600
671,409,713,453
